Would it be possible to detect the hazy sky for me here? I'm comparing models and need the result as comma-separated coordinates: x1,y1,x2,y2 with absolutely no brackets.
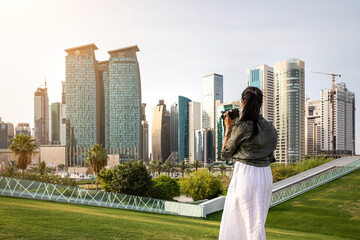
0,0,359,153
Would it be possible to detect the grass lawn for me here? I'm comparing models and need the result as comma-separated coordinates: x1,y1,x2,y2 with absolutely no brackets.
0,169,359,240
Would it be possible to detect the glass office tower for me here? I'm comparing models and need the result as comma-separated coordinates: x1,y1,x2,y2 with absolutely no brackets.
65,44,102,148
246,64,274,123
178,96,191,162
151,100,170,162
51,102,61,144
202,73,223,129
98,60,109,149
215,100,241,161
274,59,305,164
108,46,141,158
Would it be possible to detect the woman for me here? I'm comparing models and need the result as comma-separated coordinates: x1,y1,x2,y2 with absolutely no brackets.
218,86,278,240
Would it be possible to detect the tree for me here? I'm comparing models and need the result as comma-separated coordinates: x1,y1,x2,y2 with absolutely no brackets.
180,170,222,201
177,161,188,178
219,163,227,175
97,168,114,192
148,175,180,200
163,160,176,176
86,144,108,189
191,160,202,171
148,159,163,176
28,161,55,175
110,160,152,196
207,164,213,173
8,134,36,173
57,164,66,172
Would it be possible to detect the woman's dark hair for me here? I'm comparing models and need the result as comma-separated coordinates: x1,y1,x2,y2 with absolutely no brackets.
240,86,263,139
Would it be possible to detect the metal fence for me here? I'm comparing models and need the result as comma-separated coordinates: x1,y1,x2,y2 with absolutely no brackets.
270,159,360,208
0,176,203,218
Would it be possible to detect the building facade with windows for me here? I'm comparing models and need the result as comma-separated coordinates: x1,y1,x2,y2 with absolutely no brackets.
108,46,141,157
202,73,223,129
320,82,355,155
188,102,201,163
151,100,170,162
51,102,61,145
246,64,274,123
305,98,321,156
274,59,305,164
215,100,241,161
65,44,102,149
178,96,191,163
34,87,49,147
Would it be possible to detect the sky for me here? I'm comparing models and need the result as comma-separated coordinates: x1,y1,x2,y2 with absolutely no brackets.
0,0,359,154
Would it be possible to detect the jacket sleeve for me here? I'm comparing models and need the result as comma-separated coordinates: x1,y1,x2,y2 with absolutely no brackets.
221,122,247,161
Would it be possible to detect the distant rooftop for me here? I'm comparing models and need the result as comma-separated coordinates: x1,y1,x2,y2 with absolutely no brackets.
202,73,223,78
108,45,139,54
65,43,98,53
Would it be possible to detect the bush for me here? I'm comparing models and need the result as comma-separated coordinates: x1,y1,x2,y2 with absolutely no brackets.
180,170,222,201
220,175,231,196
97,168,114,192
271,156,333,183
110,161,152,197
148,175,180,200
0,171,77,186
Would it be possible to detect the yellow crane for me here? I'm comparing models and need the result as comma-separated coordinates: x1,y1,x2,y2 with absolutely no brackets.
310,71,341,158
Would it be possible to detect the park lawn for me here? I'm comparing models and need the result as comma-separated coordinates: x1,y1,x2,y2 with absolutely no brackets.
0,169,359,240
208,168,360,240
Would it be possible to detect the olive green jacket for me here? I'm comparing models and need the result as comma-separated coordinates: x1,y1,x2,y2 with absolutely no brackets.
221,115,278,167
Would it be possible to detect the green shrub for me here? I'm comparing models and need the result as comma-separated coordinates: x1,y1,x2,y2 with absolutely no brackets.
110,161,152,197
97,168,114,192
220,175,231,196
148,175,180,200
0,171,77,186
180,170,222,201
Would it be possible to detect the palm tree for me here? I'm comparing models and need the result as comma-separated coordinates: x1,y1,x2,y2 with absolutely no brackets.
8,134,36,173
178,161,188,178
148,159,163,176
191,160,202,172
219,163,227,175
207,164,213,173
163,159,176,176
86,144,108,189
28,161,55,175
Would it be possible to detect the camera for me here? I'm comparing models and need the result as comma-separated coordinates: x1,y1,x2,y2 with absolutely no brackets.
221,108,240,120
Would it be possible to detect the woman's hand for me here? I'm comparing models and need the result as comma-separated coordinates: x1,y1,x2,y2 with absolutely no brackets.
224,111,238,130
222,112,238,149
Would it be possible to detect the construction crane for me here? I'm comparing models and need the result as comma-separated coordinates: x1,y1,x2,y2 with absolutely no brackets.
310,71,341,159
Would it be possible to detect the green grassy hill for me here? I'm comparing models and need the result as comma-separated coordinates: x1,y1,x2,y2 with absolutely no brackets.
0,169,359,240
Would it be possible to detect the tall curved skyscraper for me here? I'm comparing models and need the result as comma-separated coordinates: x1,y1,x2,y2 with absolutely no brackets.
274,59,305,164
151,100,170,162
108,46,141,157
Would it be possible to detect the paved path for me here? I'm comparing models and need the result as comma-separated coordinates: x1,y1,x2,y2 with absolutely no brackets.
272,156,360,192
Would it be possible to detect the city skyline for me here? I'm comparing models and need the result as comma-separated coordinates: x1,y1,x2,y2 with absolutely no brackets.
0,0,359,154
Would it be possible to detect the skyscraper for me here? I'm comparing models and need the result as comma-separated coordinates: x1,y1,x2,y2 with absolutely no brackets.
60,81,66,145
188,102,201,163
139,103,148,162
98,60,109,149
321,82,355,155
170,102,179,162
178,96,191,163
246,64,274,123
274,59,305,164
34,86,49,147
194,129,204,162
151,100,170,162
51,102,61,144
65,43,103,148
305,98,321,156
202,73,223,129
215,100,241,161
108,46,141,157
6,122,14,148
0,118,7,149
15,123,31,137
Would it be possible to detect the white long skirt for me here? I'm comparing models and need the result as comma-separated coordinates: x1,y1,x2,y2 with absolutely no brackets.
219,162,273,240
